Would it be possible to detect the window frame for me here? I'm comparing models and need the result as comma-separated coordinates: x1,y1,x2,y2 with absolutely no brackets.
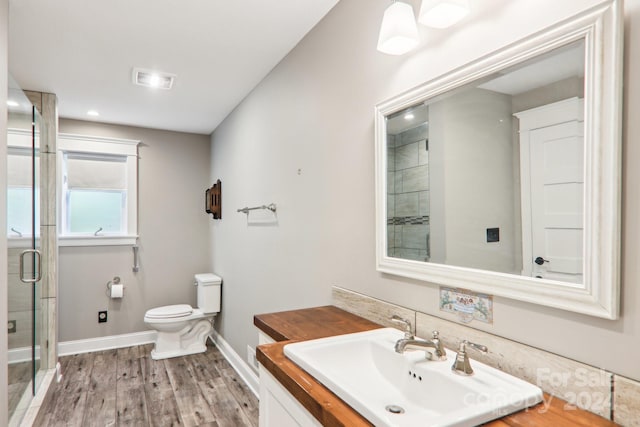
57,133,139,247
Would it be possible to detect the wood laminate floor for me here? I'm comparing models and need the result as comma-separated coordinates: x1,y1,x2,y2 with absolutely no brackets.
33,341,259,427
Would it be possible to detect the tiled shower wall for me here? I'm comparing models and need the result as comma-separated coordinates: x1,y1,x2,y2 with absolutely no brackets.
387,123,430,261
7,248,40,350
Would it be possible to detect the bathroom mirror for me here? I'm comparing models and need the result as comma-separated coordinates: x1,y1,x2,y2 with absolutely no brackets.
375,0,622,319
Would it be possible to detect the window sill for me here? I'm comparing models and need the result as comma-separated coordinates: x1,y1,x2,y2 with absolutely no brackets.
8,237,38,249
58,235,138,247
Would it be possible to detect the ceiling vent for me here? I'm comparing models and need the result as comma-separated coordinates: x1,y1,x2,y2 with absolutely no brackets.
132,68,176,90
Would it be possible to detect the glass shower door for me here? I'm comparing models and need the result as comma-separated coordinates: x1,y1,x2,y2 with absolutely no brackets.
7,80,45,425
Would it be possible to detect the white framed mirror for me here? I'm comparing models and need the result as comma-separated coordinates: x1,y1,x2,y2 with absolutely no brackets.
375,0,622,319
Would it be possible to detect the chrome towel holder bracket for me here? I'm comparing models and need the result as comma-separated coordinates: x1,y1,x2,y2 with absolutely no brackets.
237,203,277,215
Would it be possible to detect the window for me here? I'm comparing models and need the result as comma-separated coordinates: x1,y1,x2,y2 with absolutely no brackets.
58,134,139,246
7,147,40,240
63,153,127,234
7,129,40,247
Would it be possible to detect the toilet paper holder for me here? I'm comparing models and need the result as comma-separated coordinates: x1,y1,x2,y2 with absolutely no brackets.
106,276,125,297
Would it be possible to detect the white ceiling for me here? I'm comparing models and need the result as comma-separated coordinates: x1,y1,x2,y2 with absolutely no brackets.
8,0,339,135
387,104,429,135
478,40,584,95
385,40,585,136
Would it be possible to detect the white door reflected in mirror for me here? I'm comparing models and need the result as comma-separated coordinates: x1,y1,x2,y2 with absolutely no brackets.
516,98,584,284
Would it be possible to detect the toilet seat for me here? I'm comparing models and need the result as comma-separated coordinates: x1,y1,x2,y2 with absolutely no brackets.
145,304,193,319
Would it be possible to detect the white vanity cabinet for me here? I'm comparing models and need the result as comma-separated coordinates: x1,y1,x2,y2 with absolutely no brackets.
258,330,276,345
257,327,321,427
259,365,322,427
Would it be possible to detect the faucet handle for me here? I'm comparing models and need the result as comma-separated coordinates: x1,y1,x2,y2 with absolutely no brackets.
464,340,488,354
452,340,488,376
390,315,413,339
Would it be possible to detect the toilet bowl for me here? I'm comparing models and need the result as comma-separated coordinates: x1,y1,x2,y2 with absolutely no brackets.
144,273,222,360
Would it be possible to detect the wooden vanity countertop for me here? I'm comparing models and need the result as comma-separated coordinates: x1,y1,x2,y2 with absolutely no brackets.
254,305,619,427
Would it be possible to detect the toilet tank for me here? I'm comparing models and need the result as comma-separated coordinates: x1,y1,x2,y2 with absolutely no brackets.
195,273,222,314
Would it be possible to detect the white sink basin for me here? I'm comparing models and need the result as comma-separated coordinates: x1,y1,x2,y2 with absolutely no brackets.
284,328,542,427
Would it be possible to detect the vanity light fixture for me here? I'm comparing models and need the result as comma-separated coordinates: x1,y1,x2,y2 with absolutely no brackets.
418,0,470,29
7,100,19,107
132,68,176,90
377,1,420,55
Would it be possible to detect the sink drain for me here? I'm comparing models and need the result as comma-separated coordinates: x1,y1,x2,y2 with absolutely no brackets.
385,404,405,414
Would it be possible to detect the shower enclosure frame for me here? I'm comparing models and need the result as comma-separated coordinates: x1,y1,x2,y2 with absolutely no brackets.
6,88,58,426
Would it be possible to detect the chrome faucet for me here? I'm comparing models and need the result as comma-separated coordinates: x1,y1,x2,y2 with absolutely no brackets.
451,340,488,376
394,331,447,361
390,315,414,339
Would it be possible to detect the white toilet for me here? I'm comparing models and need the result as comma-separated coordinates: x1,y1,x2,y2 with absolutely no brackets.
144,273,222,360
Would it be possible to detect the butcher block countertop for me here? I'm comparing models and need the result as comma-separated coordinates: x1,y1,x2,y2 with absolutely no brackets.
254,306,618,427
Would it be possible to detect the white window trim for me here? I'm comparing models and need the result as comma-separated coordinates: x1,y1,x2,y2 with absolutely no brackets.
7,128,36,149
58,133,140,247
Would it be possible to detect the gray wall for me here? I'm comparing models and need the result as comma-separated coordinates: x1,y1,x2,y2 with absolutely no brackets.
429,89,516,273
210,0,640,381
58,119,211,341
512,76,584,114
1,0,9,420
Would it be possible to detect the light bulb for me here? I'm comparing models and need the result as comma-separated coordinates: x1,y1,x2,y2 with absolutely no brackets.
377,2,420,56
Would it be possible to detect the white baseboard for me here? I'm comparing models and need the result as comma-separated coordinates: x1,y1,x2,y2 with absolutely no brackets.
210,330,259,398
11,330,156,362
8,346,40,364
11,331,154,363
58,330,156,356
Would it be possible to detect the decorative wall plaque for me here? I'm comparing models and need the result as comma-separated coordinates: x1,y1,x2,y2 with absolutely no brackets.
206,179,222,219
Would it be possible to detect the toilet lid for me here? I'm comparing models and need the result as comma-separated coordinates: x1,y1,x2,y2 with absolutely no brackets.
145,304,193,319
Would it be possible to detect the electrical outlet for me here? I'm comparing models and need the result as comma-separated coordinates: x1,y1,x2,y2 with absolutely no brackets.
7,320,16,334
486,227,500,243
247,345,259,372
98,310,108,323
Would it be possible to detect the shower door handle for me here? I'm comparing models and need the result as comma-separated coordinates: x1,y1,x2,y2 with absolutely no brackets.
19,249,42,284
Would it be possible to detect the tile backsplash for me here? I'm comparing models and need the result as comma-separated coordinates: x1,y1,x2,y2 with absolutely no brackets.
332,287,416,335
332,286,639,425
614,375,640,426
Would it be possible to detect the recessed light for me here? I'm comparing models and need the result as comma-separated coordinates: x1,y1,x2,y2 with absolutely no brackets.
87,110,100,117
7,100,19,107
149,74,161,87
132,68,175,90
404,113,415,120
